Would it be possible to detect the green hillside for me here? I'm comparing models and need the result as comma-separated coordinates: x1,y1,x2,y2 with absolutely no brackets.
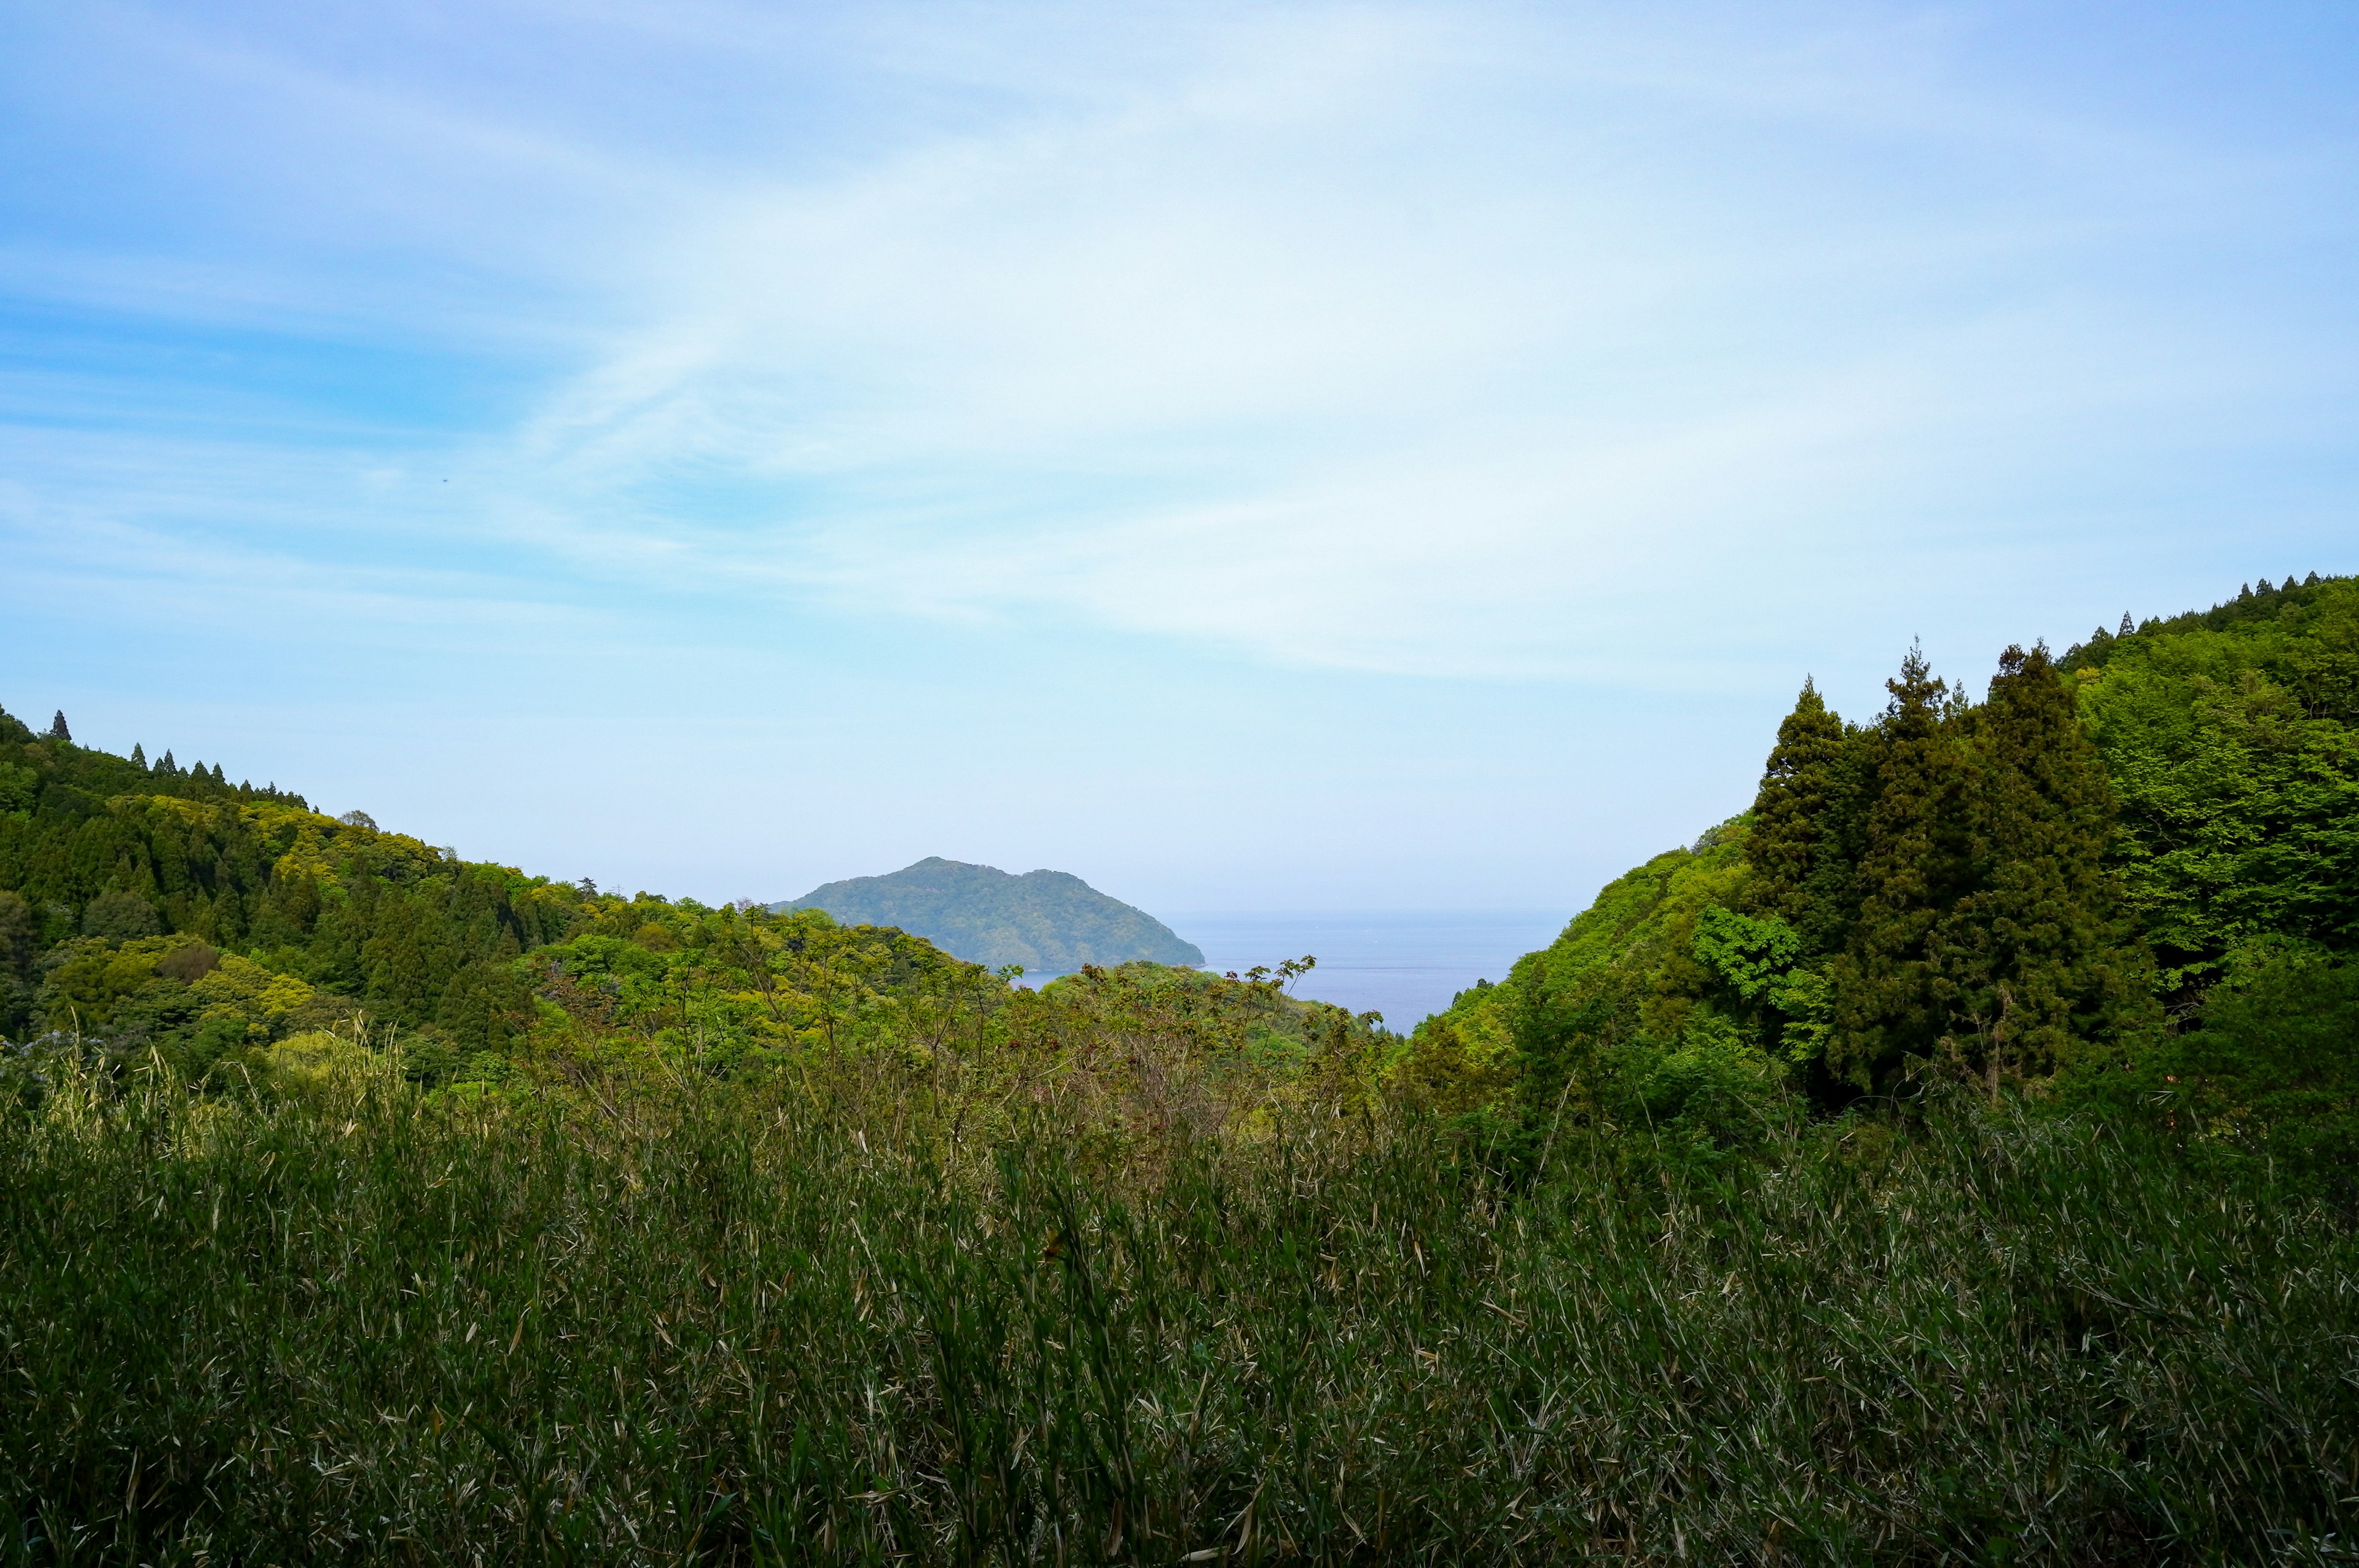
1411,571,2359,1182
778,856,1205,974
4,575,2358,1559
0,708,1347,1124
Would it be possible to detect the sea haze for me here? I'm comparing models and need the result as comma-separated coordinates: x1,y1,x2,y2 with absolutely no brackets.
1162,911,1568,1031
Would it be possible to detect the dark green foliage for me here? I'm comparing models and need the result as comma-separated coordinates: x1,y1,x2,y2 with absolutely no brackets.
2169,948,2359,1191
1926,645,2156,1092
2,1074,2352,1564
1825,646,1973,1090
1433,579,2352,1118
1734,644,2154,1096
2074,943,2359,1198
433,958,536,1055
0,891,32,1037
79,890,161,941
781,857,1205,974
0,893,31,973
1742,677,1859,954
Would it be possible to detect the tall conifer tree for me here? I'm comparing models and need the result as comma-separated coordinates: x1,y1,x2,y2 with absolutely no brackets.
1743,679,1858,954
1826,646,1971,1090
1930,645,2154,1094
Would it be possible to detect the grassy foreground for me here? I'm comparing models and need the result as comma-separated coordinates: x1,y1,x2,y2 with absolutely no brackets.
2,1065,2355,1566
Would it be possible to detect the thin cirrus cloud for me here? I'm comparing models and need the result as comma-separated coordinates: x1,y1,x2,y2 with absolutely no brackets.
468,1,2334,679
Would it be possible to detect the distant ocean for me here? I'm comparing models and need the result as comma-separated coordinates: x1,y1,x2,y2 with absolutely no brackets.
1159,911,1568,1031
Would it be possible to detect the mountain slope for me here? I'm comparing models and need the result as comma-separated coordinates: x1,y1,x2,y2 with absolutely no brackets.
0,710,1009,1074
1407,571,2358,1160
777,857,1203,975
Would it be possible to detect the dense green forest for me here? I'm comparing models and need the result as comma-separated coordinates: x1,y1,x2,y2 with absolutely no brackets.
2,574,2356,1562
1412,571,2358,1190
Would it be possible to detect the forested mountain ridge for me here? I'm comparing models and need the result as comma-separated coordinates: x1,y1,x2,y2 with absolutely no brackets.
0,705,996,1082
1412,572,2359,1181
0,705,607,1081
778,856,1204,974
0,706,1353,1109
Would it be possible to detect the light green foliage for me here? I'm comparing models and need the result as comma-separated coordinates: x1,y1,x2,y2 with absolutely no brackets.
1764,963,1835,1064
259,1028,387,1101
185,952,318,1029
1387,1004,1516,1119
531,900,1000,1083
516,900,1383,1179
1406,822,1784,1161
1692,905,1831,1066
0,708,586,1062
27,935,329,1081
1691,905,1802,999
2068,575,2359,994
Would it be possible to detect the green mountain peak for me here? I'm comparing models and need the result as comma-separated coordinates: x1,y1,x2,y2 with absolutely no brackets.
775,857,1203,975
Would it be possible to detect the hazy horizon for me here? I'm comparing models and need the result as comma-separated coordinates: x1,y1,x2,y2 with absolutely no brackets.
4,1,2353,916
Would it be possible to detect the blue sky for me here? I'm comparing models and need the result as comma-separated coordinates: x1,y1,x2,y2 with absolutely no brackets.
2,1,2354,918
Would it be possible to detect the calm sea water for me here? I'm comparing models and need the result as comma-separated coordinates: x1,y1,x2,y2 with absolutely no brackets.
1159,911,1568,1030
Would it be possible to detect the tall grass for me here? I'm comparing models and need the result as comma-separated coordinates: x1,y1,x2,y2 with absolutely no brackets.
1,1059,2353,1564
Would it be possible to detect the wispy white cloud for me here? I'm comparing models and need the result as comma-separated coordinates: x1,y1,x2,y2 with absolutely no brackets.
2,0,2352,909
356,1,2342,681
6,2,2355,682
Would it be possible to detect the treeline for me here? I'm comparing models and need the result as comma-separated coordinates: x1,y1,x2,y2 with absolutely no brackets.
1414,573,2359,1188
0,705,593,1080
1739,639,2150,1097
1,697,1372,1142
6,572,2354,1186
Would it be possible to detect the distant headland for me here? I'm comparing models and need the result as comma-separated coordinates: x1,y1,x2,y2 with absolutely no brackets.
773,857,1204,975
